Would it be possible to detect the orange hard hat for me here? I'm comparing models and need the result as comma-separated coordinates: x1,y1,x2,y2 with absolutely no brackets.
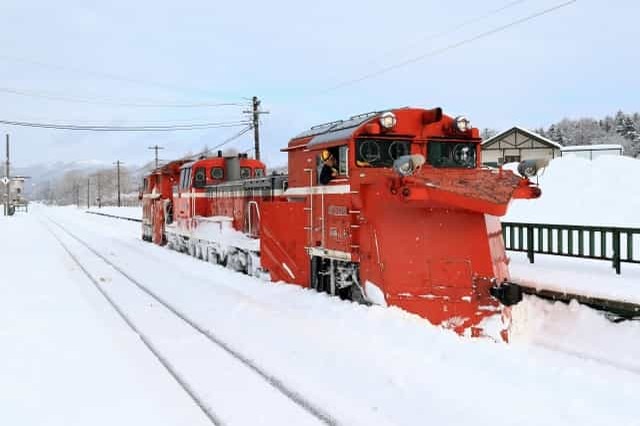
320,150,333,161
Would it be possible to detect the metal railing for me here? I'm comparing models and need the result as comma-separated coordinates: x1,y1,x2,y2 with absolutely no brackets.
502,222,640,274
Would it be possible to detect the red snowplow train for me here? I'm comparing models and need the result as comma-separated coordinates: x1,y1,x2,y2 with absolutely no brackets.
141,107,541,339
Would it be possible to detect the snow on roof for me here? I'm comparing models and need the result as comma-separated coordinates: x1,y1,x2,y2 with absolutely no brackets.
560,144,623,152
482,126,563,149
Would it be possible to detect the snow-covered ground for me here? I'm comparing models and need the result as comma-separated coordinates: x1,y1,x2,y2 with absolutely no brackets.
2,206,639,425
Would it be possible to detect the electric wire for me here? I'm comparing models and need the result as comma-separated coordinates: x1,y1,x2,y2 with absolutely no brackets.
0,119,251,132
0,86,246,108
0,54,231,99
134,125,254,173
375,0,528,61
322,0,577,93
203,126,253,155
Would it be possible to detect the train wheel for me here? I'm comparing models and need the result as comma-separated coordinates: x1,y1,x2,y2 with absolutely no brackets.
348,284,370,305
310,257,334,296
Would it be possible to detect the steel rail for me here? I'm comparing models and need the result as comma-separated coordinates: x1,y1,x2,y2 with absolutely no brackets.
85,211,142,222
46,216,337,426
41,219,223,426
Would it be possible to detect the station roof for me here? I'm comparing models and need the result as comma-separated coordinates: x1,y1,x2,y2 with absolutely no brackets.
482,126,563,149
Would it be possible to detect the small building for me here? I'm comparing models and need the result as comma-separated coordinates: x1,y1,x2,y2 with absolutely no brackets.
481,126,562,167
560,144,623,160
1,177,28,211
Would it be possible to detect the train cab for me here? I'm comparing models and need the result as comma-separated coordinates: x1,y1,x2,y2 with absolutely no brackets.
141,159,188,244
173,152,267,231
262,107,541,338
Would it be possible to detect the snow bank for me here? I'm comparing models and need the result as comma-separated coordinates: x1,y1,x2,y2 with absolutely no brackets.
512,295,640,374
504,156,640,227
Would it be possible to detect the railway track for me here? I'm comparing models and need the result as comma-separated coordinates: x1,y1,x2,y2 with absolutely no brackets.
86,210,640,321
45,216,336,426
85,210,142,222
57,211,640,394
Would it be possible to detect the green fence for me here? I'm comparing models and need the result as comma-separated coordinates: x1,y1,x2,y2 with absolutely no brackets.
502,222,640,274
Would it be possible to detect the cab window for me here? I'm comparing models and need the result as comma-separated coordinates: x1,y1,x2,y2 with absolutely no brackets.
179,169,186,189
338,146,348,176
194,167,206,188
316,146,348,175
355,139,410,167
210,167,224,180
180,167,192,189
254,168,265,177
427,141,476,168
240,167,251,179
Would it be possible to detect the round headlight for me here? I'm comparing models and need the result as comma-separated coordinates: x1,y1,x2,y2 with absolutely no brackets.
454,116,471,132
380,112,397,129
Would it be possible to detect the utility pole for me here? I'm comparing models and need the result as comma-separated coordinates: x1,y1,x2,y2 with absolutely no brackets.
96,174,102,208
87,178,90,209
114,160,123,207
4,134,10,216
244,96,269,161
148,145,164,169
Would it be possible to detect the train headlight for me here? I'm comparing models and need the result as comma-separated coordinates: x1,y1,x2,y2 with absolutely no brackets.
454,116,471,132
393,154,425,177
380,112,397,129
517,159,550,177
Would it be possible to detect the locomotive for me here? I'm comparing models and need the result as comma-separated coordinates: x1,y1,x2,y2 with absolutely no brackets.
141,107,541,338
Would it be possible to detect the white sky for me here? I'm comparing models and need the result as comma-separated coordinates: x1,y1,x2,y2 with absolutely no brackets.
0,0,638,168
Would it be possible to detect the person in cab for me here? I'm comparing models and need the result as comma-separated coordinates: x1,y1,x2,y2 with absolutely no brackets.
319,150,338,185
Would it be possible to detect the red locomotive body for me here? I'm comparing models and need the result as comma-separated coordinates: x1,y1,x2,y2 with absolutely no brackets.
141,159,188,245
142,107,541,338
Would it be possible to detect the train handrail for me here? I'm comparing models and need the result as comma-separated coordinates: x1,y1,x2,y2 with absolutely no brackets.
502,221,640,274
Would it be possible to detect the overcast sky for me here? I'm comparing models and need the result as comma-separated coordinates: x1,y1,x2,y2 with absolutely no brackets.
0,0,638,168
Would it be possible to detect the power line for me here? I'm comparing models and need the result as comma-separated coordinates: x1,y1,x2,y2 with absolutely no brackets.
376,0,528,61
205,125,254,154
0,119,251,132
0,54,231,99
134,125,253,174
3,114,250,125
0,86,246,108
174,125,254,162
323,0,577,93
